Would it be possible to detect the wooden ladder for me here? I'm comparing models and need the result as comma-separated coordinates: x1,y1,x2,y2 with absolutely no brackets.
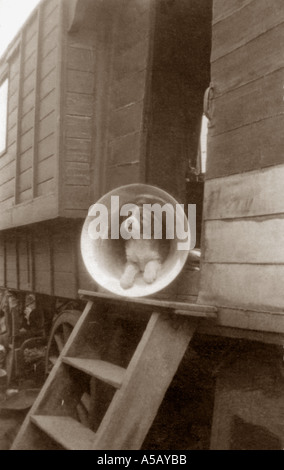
11,290,217,450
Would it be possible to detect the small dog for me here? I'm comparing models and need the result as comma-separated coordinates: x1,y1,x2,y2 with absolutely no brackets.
120,203,163,289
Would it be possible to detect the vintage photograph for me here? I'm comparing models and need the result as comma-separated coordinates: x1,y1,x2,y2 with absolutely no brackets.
0,0,283,452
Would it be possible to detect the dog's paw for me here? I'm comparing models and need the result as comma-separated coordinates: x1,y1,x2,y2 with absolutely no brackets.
143,262,160,284
120,278,134,289
120,263,140,289
120,276,134,289
143,270,157,284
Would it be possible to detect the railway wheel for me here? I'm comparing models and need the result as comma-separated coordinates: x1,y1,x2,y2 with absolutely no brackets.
45,310,81,374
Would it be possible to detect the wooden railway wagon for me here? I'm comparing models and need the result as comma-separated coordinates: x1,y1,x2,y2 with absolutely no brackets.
0,0,208,303
0,0,283,451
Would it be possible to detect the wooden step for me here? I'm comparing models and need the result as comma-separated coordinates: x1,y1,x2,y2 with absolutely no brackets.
12,297,205,451
31,415,96,450
62,357,126,388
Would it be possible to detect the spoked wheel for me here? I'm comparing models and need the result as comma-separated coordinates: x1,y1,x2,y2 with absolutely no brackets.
45,309,92,427
45,310,81,374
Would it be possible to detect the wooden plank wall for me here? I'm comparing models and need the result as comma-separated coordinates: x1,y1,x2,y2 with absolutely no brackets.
5,232,17,289
18,12,38,203
199,0,284,318
36,0,58,198
60,10,96,216
101,0,153,193
52,223,77,298
208,0,284,177
0,52,20,212
0,234,5,287
18,229,32,291
0,220,96,299
16,0,59,203
0,0,59,230
33,226,52,295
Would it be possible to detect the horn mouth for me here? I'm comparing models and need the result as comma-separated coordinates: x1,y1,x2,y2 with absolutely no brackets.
81,183,190,298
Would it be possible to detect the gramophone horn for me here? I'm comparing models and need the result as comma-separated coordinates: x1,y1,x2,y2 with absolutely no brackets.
81,183,191,298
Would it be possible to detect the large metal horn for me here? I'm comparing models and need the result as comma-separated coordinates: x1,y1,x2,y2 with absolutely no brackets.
81,184,191,298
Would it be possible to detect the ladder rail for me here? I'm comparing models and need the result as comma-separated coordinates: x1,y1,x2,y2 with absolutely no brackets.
92,312,199,450
11,292,217,450
11,301,94,450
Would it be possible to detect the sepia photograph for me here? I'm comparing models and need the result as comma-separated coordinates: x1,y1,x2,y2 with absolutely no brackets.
0,0,283,453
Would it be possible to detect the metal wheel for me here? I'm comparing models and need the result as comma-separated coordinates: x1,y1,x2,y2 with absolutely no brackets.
45,310,81,374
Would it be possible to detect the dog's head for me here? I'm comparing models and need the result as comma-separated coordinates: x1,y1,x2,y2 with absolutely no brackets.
120,201,159,239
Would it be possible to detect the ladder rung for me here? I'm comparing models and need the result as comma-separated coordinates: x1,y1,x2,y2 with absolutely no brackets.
31,415,96,450
62,357,126,388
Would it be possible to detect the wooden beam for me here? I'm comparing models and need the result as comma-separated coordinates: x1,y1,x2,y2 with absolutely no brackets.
1,71,9,157
93,312,198,450
139,1,156,186
14,31,25,204
29,229,35,292
71,224,80,297
5,38,21,63
211,22,284,96
212,0,284,61
78,289,218,317
199,263,284,313
55,0,66,216
24,228,31,290
15,230,20,290
0,233,5,288
203,164,284,220
48,226,54,297
0,194,58,231
203,218,284,264
207,114,284,178
11,300,94,450
91,6,115,201
68,0,85,32
3,232,7,288
32,5,42,198
210,68,284,137
213,0,252,25
198,322,284,346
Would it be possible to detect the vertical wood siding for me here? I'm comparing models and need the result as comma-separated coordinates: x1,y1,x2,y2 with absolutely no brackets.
101,0,153,194
60,12,96,215
0,0,59,229
36,0,58,197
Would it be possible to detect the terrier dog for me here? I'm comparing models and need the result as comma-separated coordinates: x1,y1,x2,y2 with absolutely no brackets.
120,203,164,289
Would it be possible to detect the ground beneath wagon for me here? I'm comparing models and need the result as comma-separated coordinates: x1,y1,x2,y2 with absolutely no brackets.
0,378,40,449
